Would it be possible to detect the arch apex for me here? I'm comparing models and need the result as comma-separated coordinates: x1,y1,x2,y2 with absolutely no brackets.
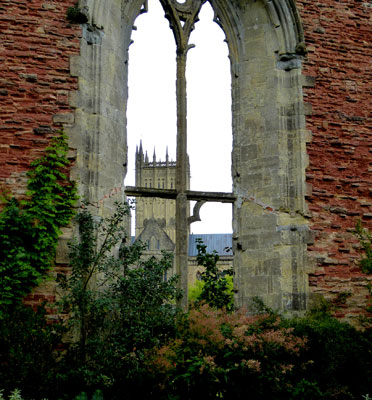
263,0,305,57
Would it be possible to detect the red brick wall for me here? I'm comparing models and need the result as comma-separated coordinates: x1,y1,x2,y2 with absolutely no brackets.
298,1,372,317
0,0,81,308
0,0,80,195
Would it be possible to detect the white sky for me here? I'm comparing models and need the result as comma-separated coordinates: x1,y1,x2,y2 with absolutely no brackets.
126,0,232,234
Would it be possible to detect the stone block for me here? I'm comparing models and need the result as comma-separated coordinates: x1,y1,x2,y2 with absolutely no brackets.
56,238,70,264
301,75,316,88
243,275,270,296
264,258,281,276
53,113,75,124
303,102,312,116
69,55,82,77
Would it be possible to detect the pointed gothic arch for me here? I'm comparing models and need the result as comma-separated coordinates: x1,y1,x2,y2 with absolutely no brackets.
68,0,310,313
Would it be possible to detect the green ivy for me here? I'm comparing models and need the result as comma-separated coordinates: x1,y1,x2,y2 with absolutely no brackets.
354,220,372,323
355,220,372,274
0,133,78,316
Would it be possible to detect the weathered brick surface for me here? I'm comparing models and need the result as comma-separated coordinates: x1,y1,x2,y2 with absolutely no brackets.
0,0,80,189
298,0,372,317
0,0,81,307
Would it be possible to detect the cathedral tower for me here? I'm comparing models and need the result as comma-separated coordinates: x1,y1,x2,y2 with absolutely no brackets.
134,143,190,247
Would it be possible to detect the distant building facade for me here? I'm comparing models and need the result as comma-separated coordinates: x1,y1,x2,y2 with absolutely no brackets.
134,144,232,286
134,142,182,245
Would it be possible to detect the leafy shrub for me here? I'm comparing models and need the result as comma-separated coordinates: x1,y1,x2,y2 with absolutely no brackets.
192,238,234,311
148,304,316,400
57,203,181,399
148,301,372,400
72,390,103,400
0,389,103,400
283,308,372,399
0,389,23,400
2,195,372,399
0,304,63,400
189,275,233,307
188,278,204,304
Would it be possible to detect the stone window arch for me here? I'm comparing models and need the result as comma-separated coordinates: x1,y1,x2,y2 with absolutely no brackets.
69,0,310,313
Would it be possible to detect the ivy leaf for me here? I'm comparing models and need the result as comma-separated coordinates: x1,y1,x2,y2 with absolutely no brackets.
0,132,78,317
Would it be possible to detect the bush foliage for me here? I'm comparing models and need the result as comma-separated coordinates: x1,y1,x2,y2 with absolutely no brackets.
148,305,311,400
0,304,64,400
190,238,234,311
56,203,182,399
148,303,372,399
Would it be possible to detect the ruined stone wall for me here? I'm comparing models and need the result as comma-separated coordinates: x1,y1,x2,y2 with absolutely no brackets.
296,1,372,318
1,0,372,316
230,0,310,314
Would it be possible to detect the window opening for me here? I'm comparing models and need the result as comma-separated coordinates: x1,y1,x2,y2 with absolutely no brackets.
126,0,176,236
126,0,235,309
187,2,232,234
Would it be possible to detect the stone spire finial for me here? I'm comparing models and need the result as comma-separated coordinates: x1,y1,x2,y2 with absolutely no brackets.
136,140,144,165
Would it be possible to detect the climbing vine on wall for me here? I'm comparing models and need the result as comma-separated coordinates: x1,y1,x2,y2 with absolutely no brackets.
354,220,372,324
0,133,78,316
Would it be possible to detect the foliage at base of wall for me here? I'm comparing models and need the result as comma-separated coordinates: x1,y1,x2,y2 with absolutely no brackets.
1,206,372,399
0,304,64,400
146,304,372,400
55,203,182,399
1,303,371,399
0,133,77,316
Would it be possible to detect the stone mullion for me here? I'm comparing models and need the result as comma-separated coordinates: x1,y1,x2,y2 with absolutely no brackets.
158,0,206,310
175,50,189,310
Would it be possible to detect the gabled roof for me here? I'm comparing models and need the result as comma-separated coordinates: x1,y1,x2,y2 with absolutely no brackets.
135,218,175,251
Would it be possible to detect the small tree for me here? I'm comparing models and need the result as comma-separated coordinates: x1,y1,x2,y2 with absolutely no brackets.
193,238,234,311
58,203,181,397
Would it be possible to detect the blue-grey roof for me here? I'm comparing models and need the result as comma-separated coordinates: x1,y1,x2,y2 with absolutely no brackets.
188,234,232,257
131,233,233,256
